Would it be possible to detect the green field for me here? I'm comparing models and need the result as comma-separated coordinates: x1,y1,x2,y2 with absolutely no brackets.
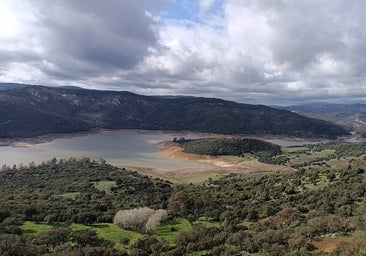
193,217,221,228
22,221,141,249
93,180,117,194
22,221,54,235
23,217,222,249
286,148,335,165
55,192,80,200
156,218,192,245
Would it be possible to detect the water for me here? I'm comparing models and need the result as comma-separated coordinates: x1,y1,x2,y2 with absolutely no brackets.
344,137,358,143
264,139,322,147
0,132,206,170
265,136,358,147
0,132,358,169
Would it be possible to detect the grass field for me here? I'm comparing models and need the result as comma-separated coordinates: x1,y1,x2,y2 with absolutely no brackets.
193,217,221,228
93,180,117,194
56,192,80,200
287,149,335,165
156,218,192,245
22,217,217,248
22,221,141,249
22,221,54,234
156,217,222,245
282,146,308,153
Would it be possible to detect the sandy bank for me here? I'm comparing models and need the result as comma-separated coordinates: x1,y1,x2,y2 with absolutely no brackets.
128,140,293,183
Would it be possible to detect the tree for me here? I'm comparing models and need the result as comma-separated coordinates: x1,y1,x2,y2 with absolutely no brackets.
72,229,109,248
114,207,155,232
34,228,70,250
145,210,168,234
114,207,167,233
167,191,188,217
0,234,44,256
130,236,168,256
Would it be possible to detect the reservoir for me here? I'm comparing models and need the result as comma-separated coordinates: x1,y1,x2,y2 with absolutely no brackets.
0,131,356,169
0,132,207,170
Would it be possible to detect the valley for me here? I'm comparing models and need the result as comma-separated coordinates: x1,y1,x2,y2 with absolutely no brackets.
1,1,366,255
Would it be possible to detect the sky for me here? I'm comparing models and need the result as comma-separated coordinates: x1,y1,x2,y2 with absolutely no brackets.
1,0,366,105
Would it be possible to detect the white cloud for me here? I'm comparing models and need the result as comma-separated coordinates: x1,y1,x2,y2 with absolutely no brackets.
1,0,366,104
134,0,366,104
199,0,216,14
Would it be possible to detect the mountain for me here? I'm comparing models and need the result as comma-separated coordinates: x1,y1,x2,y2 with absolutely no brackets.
0,84,349,138
281,103,366,133
0,82,33,91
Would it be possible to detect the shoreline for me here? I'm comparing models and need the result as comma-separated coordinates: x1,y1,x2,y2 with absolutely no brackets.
0,129,215,148
134,140,294,183
0,129,358,183
0,128,358,148
0,129,331,183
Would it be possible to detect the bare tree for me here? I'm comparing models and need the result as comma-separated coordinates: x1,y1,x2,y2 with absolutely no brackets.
114,207,155,231
114,207,167,233
145,209,168,234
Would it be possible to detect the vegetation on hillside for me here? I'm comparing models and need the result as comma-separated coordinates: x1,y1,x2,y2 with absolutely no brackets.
265,141,366,168
0,158,173,225
0,142,366,255
0,84,349,138
175,137,282,162
283,103,366,133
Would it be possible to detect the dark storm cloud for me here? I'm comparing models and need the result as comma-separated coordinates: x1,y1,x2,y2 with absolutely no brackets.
38,0,159,76
0,0,161,82
0,50,39,64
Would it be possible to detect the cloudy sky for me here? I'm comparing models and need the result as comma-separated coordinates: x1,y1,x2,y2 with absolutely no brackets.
1,0,366,105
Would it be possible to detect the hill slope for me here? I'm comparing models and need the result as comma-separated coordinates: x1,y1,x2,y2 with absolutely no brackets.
0,84,349,138
282,103,366,133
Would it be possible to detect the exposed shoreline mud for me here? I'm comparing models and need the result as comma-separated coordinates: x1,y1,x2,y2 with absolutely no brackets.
121,140,293,183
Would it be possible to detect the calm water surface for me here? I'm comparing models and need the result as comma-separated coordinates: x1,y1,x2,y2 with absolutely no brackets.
0,133,357,169
264,139,321,147
0,133,206,170
265,136,358,147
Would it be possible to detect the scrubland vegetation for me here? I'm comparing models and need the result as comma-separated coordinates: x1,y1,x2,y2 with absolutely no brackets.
175,137,281,162
0,140,366,255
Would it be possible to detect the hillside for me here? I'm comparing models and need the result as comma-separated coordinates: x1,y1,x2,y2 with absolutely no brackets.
1,153,366,255
282,103,366,133
0,84,349,138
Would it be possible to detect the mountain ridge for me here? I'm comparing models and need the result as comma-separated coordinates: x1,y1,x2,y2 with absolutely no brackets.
0,83,349,138
281,103,366,133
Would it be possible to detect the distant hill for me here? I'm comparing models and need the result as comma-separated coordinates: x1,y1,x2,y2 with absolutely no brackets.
0,83,33,91
281,103,366,133
0,84,349,138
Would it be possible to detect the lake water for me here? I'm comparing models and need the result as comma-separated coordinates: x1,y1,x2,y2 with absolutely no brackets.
265,136,358,147
0,132,357,169
0,133,207,170
264,139,322,147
